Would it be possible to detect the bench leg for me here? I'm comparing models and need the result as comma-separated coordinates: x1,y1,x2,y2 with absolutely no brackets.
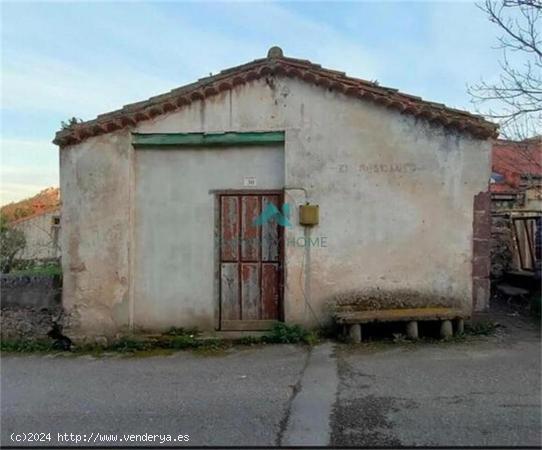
406,320,418,339
349,324,362,343
455,318,465,335
440,320,453,339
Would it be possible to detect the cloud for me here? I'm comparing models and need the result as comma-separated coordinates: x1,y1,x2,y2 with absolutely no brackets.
1,138,56,153
194,2,381,79
1,1,382,134
1,52,178,121
0,139,59,205
0,1,518,206
387,2,502,110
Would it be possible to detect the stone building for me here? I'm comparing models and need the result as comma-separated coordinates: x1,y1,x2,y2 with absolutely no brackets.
54,47,497,337
490,137,541,278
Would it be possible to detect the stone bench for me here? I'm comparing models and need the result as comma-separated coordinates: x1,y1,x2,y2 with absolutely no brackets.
335,307,469,342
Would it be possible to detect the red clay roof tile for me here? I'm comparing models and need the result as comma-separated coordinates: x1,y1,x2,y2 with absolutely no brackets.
490,137,542,193
54,48,499,146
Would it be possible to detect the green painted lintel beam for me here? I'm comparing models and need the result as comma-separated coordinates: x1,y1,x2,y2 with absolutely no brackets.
132,131,285,148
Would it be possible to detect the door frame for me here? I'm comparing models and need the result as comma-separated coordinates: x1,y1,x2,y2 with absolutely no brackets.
213,189,285,331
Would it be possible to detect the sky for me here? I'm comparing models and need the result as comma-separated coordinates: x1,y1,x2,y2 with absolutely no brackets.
1,1,507,204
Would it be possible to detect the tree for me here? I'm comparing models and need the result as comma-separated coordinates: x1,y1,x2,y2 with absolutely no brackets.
0,216,26,273
469,0,542,139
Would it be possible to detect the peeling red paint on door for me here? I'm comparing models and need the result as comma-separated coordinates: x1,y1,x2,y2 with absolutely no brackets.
219,192,283,329
261,263,279,319
221,196,239,261
241,196,260,261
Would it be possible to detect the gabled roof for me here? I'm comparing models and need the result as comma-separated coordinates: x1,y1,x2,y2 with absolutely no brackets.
10,205,60,226
54,46,498,147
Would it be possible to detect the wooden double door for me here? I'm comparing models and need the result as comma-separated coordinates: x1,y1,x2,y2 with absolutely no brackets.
219,191,284,330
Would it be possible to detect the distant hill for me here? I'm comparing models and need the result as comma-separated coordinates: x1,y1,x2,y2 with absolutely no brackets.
1,187,60,223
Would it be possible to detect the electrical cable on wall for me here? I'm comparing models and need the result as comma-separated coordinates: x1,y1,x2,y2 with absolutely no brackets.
283,187,324,327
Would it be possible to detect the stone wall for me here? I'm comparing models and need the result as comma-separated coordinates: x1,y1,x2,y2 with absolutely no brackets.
0,307,63,340
1,274,63,340
490,215,514,279
473,191,491,312
1,274,62,309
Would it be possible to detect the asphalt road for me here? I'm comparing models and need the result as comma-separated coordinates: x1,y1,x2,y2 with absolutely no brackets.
1,345,308,446
1,315,540,447
331,329,541,447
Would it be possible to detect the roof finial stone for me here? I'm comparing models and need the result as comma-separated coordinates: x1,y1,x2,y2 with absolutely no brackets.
267,46,284,59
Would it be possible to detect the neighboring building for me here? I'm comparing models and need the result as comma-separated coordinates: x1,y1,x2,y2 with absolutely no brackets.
490,137,541,277
1,187,62,262
11,208,61,261
491,137,542,211
54,47,497,337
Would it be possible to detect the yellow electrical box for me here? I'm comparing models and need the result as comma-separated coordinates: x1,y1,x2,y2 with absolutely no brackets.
299,204,319,226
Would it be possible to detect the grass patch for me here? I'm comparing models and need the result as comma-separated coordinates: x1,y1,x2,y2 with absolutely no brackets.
338,319,501,351
3,318,497,356
163,327,200,337
234,335,263,346
1,323,323,356
192,340,230,356
465,320,499,336
10,263,61,277
263,322,319,345
1,339,54,353
108,337,151,352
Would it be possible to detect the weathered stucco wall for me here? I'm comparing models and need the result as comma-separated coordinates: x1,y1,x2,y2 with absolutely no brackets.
12,211,61,260
60,131,132,336
134,145,284,330
281,80,491,323
60,76,491,335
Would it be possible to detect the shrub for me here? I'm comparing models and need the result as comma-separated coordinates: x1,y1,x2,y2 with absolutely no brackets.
465,320,498,336
169,334,198,349
1,323,322,355
108,337,150,352
164,327,200,337
1,339,53,353
10,262,61,276
0,222,26,273
264,323,318,345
